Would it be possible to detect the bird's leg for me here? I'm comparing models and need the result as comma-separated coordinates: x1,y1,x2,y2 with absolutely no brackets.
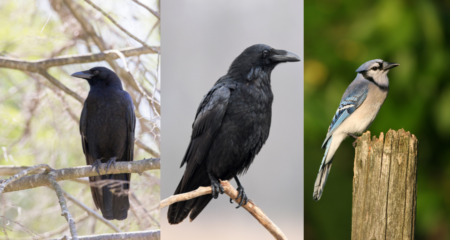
91,159,103,175
105,157,117,174
230,176,249,209
348,133,359,148
208,173,224,199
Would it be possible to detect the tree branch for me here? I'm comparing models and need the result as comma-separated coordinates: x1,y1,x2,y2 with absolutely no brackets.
40,212,89,239
0,164,52,194
52,230,160,240
39,70,84,103
160,181,287,240
0,158,160,193
62,189,122,233
0,47,158,72
135,139,160,157
61,0,159,104
131,0,160,19
48,172,78,239
83,0,158,52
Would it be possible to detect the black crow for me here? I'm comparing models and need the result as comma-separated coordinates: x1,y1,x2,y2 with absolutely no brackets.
72,67,136,220
168,44,300,224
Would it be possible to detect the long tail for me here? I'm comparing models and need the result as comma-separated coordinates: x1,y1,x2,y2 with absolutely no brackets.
90,173,130,220
167,171,212,224
313,137,333,201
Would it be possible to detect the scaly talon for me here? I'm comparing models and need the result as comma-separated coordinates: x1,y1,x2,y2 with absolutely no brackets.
105,157,117,174
91,159,102,175
233,176,249,208
208,173,223,199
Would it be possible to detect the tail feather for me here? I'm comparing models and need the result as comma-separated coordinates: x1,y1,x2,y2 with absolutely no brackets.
168,171,211,224
313,162,333,201
189,195,213,221
313,136,333,201
90,173,130,220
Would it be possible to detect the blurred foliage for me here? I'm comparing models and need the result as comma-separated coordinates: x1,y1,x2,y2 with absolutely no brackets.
0,0,160,238
305,0,450,239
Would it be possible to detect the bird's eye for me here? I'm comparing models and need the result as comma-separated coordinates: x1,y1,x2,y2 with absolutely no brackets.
94,70,100,75
371,66,378,71
262,50,270,58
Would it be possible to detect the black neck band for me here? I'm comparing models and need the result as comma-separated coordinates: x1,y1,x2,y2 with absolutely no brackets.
360,71,389,91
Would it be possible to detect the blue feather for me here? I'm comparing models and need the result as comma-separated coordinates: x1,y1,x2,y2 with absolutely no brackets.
321,85,369,148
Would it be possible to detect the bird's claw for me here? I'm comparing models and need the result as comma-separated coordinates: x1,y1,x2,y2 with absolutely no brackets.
105,157,117,174
352,139,358,148
348,133,359,148
210,177,224,199
234,186,248,208
91,159,102,175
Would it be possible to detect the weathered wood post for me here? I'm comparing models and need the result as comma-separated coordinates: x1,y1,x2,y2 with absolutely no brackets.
352,129,418,240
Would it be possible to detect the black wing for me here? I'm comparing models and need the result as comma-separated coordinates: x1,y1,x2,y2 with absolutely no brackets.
180,84,232,190
122,92,136,164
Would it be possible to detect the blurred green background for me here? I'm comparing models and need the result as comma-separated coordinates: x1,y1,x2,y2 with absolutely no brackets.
305,0,450,239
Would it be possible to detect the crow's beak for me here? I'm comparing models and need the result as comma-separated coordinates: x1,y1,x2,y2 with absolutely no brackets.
270,49,301,63
71,70,93,80
383,62,399,71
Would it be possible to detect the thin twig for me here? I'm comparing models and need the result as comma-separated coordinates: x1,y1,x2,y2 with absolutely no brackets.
47,172,78,239
41,213,89,239
131,0,160,19
160,181,287,240
62,190,122,233
135,139,159,157
39,70,84,103
83,0,158,52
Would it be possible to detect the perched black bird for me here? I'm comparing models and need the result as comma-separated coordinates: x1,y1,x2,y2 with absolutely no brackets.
72,67,136,220
168,44,300,224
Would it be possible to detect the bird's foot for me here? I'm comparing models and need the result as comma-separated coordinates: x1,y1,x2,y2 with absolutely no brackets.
105,157,117,174
347,133,359,139
208,173,224,199
231,176,248,208
233,185,249,208
347,133,359,148
91,159,102,175
352,139,358,148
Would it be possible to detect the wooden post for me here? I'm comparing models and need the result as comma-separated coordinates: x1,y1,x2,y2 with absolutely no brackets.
352,129,418,240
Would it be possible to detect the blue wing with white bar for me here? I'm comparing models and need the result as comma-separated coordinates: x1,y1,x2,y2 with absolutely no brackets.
321,84,369,149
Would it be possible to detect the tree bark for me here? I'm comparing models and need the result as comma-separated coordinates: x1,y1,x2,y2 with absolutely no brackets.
0,158,160,193
352,129,418,240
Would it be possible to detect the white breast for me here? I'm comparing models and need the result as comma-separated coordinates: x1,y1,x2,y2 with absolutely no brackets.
336,84,388,135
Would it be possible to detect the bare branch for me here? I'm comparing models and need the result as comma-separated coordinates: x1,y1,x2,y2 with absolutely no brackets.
131,0,160,19
160,181,287,240
51,230,160,240
48,172,78,239
0,164,52,194
62,190,122,233
83,0,158,52
39,70,84,103
0,166,89,185
130,193,160,227
135,139,159,157
40,213,89,239
0,158,160,193
62,0,158,103
0,47,158,72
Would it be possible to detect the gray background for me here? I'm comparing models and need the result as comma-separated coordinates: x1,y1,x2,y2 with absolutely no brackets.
161,0,303,239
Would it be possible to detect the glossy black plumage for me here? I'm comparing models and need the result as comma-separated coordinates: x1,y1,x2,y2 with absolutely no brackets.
168,44,300,224
73,67,136,220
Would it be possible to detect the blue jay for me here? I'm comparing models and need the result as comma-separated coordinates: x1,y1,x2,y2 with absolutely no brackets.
313,59,399,201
